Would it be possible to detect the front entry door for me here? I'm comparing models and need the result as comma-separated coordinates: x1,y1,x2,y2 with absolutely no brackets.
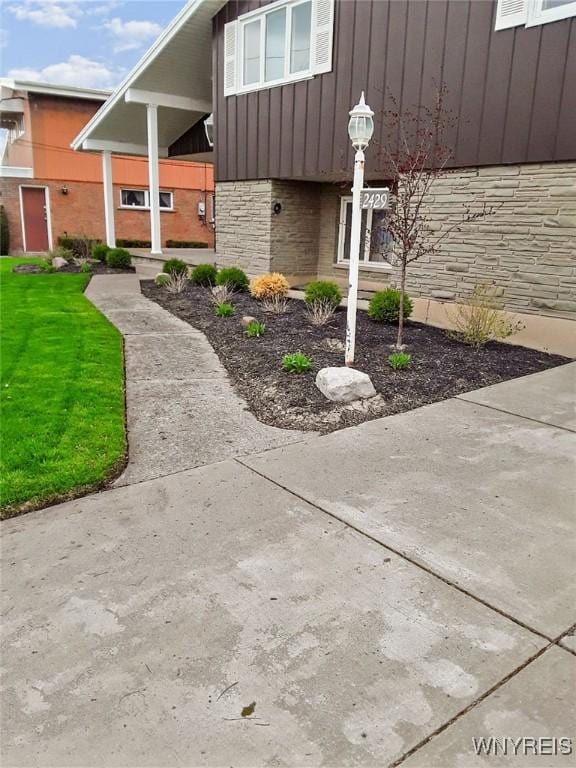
21,187,49,252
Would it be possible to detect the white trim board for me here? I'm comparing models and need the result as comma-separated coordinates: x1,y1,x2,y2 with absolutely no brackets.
0,166,33,178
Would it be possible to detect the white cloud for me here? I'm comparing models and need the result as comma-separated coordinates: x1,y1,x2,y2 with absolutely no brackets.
7,55,125,89
86,1,123,17
103,16,162,53
7,1,83,29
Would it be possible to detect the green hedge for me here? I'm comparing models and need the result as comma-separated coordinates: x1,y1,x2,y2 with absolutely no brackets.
0,205,9,256
57,236,101,258
165,239,209,248
116,238,152,248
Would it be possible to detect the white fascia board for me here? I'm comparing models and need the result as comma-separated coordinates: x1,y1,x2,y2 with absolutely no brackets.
71,0,224,152
0,166,34,178
0,78,110,101
81,139,169,158
125,88,211,113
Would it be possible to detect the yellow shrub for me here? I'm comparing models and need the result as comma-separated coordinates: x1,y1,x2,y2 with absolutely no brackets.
249,272,290,300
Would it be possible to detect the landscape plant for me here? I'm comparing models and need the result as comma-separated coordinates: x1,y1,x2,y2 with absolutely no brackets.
163,258,188,276
261,295,289,314
368,288,413,323
215,301,234,317
92,243,110,262
282,352,313,374
209,283,235,305
106,248,132,270
216,267,249,291
155,273,170,287
388,351,412,370
245,320,266,338
304,280,342,308
305,298,337,326
250,273,290,300
80,262,92,273
47,245,73,264
191,263,218,286
166,271,188,294
372,88,498,348
449,284,523,348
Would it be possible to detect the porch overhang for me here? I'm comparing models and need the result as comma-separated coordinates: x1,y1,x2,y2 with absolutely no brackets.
71,0,225,157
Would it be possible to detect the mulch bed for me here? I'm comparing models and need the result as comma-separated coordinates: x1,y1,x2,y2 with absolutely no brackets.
141,280,570,433
12,263,135,275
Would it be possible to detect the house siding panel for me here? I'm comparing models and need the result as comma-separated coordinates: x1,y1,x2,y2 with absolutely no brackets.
213,0,576,181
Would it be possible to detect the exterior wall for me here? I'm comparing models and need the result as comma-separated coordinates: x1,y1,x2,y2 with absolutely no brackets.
1,178,214,252
213,0,576,182
215,179,321,275
317,162,576,320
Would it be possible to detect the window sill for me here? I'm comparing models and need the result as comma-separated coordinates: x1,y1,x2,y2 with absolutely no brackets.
118,206,175,213
335,262,392,272
231,72,315,97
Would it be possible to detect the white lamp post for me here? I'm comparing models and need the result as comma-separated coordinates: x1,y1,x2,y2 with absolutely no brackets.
345,92,374,366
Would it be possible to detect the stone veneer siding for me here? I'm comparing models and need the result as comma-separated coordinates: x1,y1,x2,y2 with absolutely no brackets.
318,162,576,320
215,179,319,276
217,162,576,320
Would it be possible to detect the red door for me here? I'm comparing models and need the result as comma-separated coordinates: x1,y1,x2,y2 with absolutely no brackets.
21,187,49,252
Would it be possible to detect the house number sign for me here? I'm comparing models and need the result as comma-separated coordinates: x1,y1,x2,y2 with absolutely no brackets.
361,188,390,209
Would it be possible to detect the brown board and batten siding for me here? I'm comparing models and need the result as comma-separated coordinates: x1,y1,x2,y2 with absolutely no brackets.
212,0,576,182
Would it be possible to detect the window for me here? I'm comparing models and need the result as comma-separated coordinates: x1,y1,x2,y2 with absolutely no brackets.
223,0,334,96
495,0,576,29
337,198,393,268
120,189,174,210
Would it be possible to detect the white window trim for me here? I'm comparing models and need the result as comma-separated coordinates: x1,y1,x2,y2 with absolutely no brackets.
495,0,576,29
236,0,314,94
119,188,174,211
526,0,576,25
337,197,392,271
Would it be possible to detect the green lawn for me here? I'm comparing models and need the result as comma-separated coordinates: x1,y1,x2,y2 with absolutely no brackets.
0,258,126,518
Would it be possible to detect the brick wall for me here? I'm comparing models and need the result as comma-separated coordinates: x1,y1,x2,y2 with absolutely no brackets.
0,178,214,252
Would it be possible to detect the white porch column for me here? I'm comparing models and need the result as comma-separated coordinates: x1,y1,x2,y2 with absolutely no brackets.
101,150,116,248
146,103,162,255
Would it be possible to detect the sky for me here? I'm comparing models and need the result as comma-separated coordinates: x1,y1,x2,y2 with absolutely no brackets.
0,0,188,91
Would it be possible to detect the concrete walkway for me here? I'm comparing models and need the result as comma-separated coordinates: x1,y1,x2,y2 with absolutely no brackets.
1,277,574,767
85,274,306,486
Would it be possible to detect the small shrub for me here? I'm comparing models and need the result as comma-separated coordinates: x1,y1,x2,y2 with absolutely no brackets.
305,298,337,326
388,352,412,370
449,284,523,348
165,239,208,248
216,267,249,291
208,283,235,305
106,248,132,270
368,288,413,323
250,272,290,300
262,295,289,314
191,263,218,286
282,351,313,374
57,235,95,261
245,320,266,338
80,262,92,273
166,271,188,294
0,205,9,255
92,243,110,262
304,280,342,308
215,302,235,317
116,238,151,248
38,261,55,273
163,258,188,276
155,273,170,287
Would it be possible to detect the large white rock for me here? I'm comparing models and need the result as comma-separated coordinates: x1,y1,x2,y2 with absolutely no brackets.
315,367,377,403
52,257,68,269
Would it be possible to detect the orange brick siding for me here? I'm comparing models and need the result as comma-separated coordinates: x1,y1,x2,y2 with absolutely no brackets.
1,178,214,252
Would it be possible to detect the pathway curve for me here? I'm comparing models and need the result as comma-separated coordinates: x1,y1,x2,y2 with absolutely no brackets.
85,274,307,486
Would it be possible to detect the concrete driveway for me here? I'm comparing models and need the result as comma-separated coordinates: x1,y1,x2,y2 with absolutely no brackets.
1,363,575,767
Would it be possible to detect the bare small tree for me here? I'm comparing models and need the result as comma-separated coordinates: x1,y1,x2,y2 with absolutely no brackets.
372,89,498,348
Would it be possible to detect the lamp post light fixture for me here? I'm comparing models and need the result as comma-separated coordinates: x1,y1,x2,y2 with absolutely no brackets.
345,91,374,366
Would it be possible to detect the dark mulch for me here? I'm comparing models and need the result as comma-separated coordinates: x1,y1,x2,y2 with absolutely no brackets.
12,262,135,275
141,280,570,433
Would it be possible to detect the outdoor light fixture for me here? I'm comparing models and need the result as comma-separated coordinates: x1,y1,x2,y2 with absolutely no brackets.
347,91,374,151
204,113,214,148
345,91,374,365
61,185,69,195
